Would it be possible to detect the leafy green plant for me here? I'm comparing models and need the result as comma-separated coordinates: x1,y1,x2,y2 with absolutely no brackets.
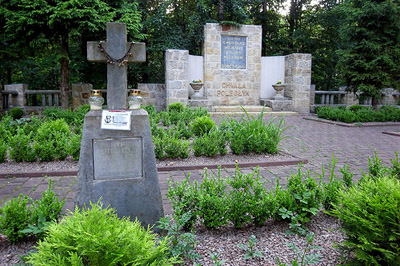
163,136,190,159
0,194,31,244
156,211,200,263
276,233,322,266
210,252,226,266
68,133,82,160
10,107,24,120
330,175,400,266
167,174,200,230
198,168,228,228
0,140,7,163
9,128,36,162
23,179,65,239
167,102,185,113
238,235,264,260
367,150,388,178
191,115,215,136
27,201,178,266
34,119,72,161
389,151,400,178
193,128,227,157
340,164,354,188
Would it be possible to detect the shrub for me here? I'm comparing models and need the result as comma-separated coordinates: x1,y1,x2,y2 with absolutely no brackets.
330,175,400,266
26,201,178,266
143,104,157,116
0,140,7,163
191,115,215,136
163,136,190,159
228,113,287,155
193,128,227,157
198,168,228,228
167,174,200,230
68,133,82,160
0,194,31,244
9,128,36,162
348,105,369,112
34,119,71,161
167,102,185,113
10,107,24,120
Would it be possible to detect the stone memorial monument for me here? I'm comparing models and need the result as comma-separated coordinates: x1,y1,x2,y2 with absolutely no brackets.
76,23,164,226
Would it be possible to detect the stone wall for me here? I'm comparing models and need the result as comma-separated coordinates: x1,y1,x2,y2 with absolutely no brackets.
203,23,262,106
165,49,189,106
285,54,312,113
138,83,166,111
72,83,93,109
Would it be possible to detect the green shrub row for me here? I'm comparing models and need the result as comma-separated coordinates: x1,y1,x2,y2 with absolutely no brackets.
151,105,287,159
167,158,345,233
0,180,64,244
316,105,400,123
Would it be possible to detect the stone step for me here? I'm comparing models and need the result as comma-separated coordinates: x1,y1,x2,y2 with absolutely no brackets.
212,105,272,113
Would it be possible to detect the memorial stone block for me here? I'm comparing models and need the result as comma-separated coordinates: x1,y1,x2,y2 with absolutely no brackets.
76,23,164,227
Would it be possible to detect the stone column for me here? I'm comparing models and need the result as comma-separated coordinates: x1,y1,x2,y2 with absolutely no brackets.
285,54,312,113
165,49,189,106
339,86,359,106
4,84,27,108
72,83,93,109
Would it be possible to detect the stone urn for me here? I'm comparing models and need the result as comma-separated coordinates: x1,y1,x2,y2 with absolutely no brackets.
272,84,286,100
190,82,203,99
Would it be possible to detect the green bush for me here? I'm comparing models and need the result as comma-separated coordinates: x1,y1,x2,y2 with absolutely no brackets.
330,175,400,266
198,169,228,228
193,128,227,157
348,105,369,112
68,134,82,160
228,114,286,155
143,104,157,116
34,119,71,161
9,128,36,162
27,201,178,266
10,107,24,120
167,102,185,113
0,194,31,244
163,136,190,159
0,140,7,163
191,115,215,136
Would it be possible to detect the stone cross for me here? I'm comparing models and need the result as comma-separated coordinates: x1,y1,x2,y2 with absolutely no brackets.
87,22,146,110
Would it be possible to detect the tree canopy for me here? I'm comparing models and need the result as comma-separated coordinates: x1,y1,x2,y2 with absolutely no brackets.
1,0,399,107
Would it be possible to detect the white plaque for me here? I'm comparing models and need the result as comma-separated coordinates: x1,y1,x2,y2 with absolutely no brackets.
101,110,132,130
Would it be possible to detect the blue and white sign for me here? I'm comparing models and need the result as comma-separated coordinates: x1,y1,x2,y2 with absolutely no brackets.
101,110,132,131
221,36,247,69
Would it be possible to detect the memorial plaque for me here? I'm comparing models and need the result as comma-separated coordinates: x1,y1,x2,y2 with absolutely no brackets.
93,138,143,180
221,36,247,69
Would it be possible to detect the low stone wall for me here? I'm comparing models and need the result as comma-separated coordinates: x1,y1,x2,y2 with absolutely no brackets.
138,83,166,111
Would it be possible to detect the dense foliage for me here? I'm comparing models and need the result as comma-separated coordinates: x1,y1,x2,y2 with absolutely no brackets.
316,105,400,123
0,180,64,244
2,0,398,102
26,201,179,266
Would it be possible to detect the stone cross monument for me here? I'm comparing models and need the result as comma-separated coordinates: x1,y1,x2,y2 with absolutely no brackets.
87,23,145,109
76,22,164,227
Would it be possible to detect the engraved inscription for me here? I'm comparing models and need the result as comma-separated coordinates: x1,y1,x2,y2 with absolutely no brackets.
93,138,143,180
221,36,246,69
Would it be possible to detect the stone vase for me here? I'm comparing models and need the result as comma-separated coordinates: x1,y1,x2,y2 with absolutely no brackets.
272,84,286,100
190,83,203,99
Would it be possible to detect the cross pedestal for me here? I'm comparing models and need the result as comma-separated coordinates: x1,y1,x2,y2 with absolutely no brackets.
87,23,145,110
77,23,164,227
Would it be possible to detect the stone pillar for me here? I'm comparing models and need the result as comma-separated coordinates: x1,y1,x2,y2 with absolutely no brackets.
310,84,315,106
72,83,93,109
4,84,27,108
380,88,397,105
339,86,359,106
165,49,189,106
138,83,166,111
284,54,311,113
203,23,262,106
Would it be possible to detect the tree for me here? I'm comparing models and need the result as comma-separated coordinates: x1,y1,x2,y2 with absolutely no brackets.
2,0,142,108
338,0,400,104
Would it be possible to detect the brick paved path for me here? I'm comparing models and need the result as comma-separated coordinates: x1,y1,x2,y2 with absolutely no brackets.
0,115,398,215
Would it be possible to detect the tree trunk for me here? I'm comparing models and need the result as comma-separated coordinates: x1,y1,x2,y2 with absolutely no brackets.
261,0,267,56
60,57,69,109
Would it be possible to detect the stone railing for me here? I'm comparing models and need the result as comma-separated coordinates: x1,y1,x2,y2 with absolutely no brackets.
1,84,61,113
311,87,399,112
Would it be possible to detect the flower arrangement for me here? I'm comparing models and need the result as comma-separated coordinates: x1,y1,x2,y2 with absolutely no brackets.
276,80,282,84
192,80,202,83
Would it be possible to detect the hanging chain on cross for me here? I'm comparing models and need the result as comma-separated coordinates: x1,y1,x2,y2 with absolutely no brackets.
98,41,135,67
